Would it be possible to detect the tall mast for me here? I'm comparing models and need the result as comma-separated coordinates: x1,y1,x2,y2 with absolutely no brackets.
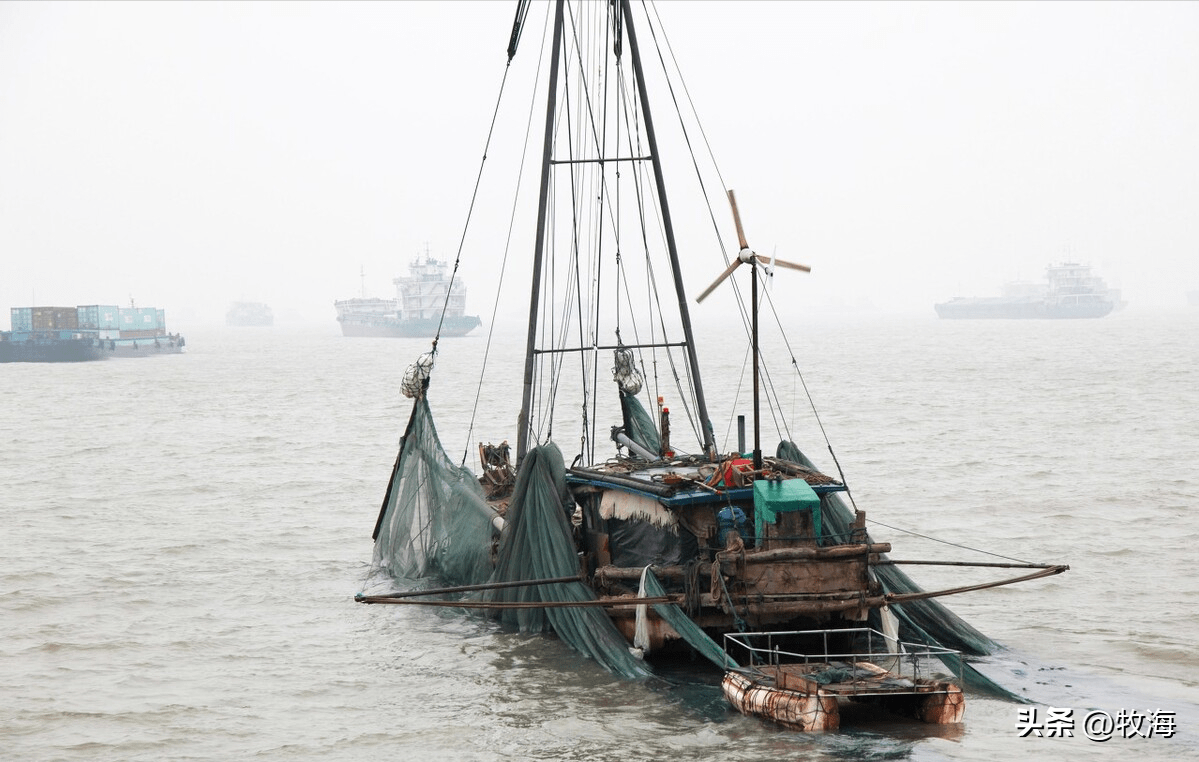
516,0,566,463
619,0,716,459
517,0,717,462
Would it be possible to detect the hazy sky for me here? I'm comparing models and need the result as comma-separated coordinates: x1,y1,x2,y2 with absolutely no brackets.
2,1,1197,326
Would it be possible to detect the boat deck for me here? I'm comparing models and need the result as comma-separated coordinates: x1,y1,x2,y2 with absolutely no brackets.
761,658,943,697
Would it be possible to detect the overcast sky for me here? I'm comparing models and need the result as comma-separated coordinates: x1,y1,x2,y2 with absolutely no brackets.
2,0,1196,326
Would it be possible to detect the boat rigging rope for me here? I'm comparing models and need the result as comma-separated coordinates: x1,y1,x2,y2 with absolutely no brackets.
431,54,513,357
460,8,552,468
756,282,858,509
649,0,845,489
865,519,1038,566
646,2,842,483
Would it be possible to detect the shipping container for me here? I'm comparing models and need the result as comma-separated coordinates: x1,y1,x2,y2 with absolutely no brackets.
156,309,166,332
119,307,162,331
118,329,162,340
31,306,79,330
77,305,120,330
10,308,33,332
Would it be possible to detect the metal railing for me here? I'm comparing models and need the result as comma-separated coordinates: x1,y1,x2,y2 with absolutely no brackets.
723,627,963,697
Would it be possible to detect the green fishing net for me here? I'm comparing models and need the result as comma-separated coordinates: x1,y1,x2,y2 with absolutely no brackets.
372,397,496,587
482,443,651,678
373,398,650,678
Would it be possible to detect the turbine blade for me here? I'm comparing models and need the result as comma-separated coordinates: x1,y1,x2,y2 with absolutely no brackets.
727,189,748,251
768,256,812,273
696,259,743,303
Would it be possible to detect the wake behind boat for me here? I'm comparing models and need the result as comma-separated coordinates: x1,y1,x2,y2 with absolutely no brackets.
357,0,1066,731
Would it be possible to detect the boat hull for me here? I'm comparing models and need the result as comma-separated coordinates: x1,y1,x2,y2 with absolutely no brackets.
338,315,482,338
934,298,1114,319
100,340,186,358
0,338,108,363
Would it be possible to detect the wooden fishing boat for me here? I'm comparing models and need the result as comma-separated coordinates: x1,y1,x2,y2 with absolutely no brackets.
357,0,1067,728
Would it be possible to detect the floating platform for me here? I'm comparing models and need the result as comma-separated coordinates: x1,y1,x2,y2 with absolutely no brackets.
721,628,965,731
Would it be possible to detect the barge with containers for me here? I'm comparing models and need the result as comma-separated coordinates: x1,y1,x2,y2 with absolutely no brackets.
2,304,185,363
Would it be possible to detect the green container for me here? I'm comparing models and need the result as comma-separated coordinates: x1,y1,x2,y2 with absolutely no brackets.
753,478,821,544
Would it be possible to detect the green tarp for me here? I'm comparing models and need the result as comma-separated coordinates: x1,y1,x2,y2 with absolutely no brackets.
754,477,821,544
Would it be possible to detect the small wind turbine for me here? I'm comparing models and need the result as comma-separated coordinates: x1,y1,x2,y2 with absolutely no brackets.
697,189,810,470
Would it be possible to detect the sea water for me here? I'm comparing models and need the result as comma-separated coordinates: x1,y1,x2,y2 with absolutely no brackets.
2,311,1197,761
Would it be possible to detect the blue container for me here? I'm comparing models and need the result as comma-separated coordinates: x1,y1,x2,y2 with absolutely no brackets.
119,307,160,330
10,307,33,332
77,305,120,329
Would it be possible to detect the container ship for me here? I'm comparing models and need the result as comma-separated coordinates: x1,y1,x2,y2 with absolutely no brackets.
335,255,481,338
2,304,186,363
935,263,1117,319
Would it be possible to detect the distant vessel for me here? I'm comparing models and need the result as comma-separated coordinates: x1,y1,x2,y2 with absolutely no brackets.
226,301,274,327
335,256,481,338
935,263,1117,319
2,304,186,362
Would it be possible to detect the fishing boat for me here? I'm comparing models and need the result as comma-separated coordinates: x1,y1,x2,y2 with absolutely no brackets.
358,0,1066,729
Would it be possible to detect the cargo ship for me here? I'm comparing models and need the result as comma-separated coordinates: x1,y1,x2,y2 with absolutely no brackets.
2,304,186,363
935,263,1117,319
334,255,482,338
226,301,274,327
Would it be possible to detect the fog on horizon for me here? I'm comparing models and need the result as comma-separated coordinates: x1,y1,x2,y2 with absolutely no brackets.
1,1,1197,328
